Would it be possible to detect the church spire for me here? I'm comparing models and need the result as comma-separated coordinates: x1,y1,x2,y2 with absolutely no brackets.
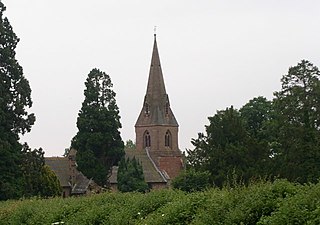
146,34,166,99
135,35,178,127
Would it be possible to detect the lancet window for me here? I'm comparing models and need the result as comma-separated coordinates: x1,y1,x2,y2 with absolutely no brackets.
144,131,151,148
165,130,171,148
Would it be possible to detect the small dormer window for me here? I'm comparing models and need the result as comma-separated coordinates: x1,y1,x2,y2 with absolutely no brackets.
145,103,150,115
165,103,169,115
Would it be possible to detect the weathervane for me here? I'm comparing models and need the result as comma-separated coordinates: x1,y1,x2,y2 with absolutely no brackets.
154,26,157,36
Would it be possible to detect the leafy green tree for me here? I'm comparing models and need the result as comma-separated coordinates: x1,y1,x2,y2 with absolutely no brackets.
273,60,320,183
125,139,136,150
0,2,35,200
39,165,62,197
240,96,273,138
71,68,124,186
274,60,320,129
187,107,247,187
20,144,44,197
117,157,149,192
239,97,274,176
21,144,61,197
188,106,271,187
171,169,210,192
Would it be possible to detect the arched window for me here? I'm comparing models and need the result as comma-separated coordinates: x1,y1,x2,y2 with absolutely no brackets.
165,130,171,148
144,131,151,148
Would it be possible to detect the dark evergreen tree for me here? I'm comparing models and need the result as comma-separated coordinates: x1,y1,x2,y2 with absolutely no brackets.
0,2,35,200
273,60,320,183
117,157,149,193
240,96,273,139
71,68,124,186
21,144,61,197
187,106,271,187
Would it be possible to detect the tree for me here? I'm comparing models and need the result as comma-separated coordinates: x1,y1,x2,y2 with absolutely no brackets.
187,107,247,187
117,157,149,193
0,2,35,200
125,139,136,150
272,60,320,183
71,68,124,186
20,144,61,197
239,96,273,139
187,106,271,187
39,165,62,197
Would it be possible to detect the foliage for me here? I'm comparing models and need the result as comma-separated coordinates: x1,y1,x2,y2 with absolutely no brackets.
39,165,62,197
171,169,210,192
0,2,35,200
0,2,35,136
188,60,320,186
124,139,136,150
272,60,320,183
21,144,61,198
71,68,124,186
117,157,149,193
187,106,271,187
2,180,320,225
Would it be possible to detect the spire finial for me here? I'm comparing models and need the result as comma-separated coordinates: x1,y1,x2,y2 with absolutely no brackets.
154,26,157,37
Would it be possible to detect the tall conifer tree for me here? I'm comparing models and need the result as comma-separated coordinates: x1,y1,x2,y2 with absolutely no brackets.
273,60,320,183
72,68,124,186
0,2,35,200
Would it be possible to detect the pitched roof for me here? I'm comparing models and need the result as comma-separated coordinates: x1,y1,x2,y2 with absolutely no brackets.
45,157,71,187
135,34,178,127
72,172,92,194
45,156,92,194
109,148,167,184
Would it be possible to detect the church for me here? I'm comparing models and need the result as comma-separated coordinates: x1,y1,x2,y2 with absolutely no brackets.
110,34,184,189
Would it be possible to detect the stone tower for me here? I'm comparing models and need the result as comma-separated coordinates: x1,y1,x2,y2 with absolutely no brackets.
135,34,183,179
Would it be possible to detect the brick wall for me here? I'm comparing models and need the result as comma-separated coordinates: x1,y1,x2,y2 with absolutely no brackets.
158,156,183,179
135,125,179,151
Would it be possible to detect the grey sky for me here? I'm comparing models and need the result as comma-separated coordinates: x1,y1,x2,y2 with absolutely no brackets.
3,0,320,156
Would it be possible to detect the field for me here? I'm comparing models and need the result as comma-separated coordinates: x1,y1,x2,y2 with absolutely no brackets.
1,180,320,225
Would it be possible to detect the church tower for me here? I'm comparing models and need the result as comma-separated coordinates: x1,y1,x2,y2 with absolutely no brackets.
135,34,183,179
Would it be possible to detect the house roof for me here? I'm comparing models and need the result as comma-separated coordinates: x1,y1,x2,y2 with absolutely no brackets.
72,172,92,194
109,148,167,184
45,156,92,194
45,157,71,187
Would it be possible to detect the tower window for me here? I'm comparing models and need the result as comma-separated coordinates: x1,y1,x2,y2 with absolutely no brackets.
165,130,171,148
144,131,151,148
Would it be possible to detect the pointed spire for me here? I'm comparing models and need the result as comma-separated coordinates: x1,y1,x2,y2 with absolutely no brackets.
135,34,178,127
146,34,166,99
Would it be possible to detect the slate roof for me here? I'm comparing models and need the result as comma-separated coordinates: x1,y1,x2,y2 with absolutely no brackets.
72,172,92,194
45,156,92,195
109,148,167,184
45,157,71,187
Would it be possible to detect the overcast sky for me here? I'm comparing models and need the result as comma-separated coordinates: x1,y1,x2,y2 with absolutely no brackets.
3,0,320,156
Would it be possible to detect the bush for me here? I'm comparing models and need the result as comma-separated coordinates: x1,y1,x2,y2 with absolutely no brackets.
171,169,211,192
1,179,319,225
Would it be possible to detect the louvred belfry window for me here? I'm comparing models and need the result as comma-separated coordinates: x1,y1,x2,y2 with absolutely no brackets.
165,130,171,147
144,131,151,148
